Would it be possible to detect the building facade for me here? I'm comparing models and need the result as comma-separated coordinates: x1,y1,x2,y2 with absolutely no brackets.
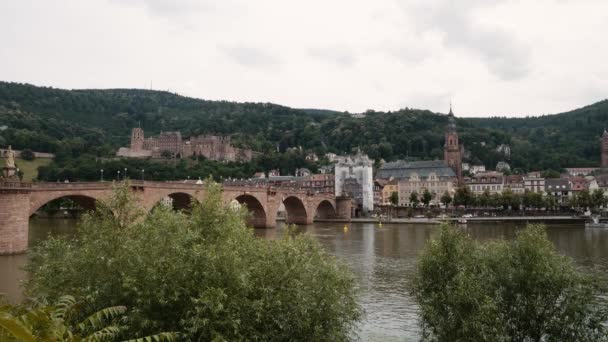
335,152,374,214
298,174,334,194
381,179,399,205
523,175,546,194
377,160,457,206
467,172,505,194
545,178,571,206
398,171,456,206
504,175,525,194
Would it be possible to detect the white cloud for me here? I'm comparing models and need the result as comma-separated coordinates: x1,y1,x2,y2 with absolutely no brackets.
0,0,606,117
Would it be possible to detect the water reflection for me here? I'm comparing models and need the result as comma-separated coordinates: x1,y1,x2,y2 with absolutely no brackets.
1,219,607,341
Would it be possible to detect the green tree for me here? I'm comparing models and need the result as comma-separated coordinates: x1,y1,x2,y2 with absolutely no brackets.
591,189,607,211
478,189,491,207
389,191,399,205
453,186,475,207
422,189,432,207
412,224,608,341
409,191,419,208
25,181,361,341
440,191,452,208
574,190,592,210
160,150,172,159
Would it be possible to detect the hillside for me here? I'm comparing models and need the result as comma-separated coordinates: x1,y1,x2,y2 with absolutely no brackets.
0,81,606,179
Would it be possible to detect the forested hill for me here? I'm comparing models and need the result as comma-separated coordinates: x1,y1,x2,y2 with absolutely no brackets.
0,81,606,172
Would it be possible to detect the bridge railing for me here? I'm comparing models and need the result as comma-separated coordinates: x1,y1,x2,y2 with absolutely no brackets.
0,181,33,189
0,180,335,198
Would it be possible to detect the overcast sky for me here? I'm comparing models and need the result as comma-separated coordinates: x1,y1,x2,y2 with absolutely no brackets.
1,0,607,117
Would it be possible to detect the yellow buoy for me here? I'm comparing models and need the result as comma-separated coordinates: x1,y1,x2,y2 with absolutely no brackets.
343,225,349,231
378,222,383,228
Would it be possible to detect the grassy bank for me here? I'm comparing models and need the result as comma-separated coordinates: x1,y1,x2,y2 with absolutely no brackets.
1,157,52,181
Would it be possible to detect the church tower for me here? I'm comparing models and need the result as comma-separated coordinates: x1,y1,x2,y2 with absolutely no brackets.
130,127,144,151
444,105,463,182
602,129,608,169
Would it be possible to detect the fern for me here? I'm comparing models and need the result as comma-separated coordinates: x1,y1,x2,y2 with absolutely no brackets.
0,312,36,342
123,332,180,342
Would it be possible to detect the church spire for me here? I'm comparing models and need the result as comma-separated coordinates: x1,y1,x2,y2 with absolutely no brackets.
447,103,456,132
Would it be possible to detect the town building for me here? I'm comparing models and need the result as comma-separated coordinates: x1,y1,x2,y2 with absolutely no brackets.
373,180,386,206
466,171,505,194
295,168,312,177
335,152,374,214
523,174,545,194
545,178,571,206
376,160,457,206
381,179,399,205
504,175,525,194
469,165,486,175
117,127,260,161
398,170,457,206
565,168,599,177
297,174,334,194
444,105,464,182
569,176,589,192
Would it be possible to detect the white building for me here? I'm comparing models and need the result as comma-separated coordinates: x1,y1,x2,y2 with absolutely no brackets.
335,152,374,214
469,165,486,175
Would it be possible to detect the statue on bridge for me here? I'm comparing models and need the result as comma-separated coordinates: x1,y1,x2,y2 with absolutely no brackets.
2,145,17,179
5,145,15,168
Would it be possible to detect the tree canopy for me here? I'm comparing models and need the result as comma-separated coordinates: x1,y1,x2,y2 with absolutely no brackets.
24,181,362,341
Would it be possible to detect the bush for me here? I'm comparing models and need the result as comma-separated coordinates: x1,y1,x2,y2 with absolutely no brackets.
19,148,35,161
25,181,361,341
412,224,608,341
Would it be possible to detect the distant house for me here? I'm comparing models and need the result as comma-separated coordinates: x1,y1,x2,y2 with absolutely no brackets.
545,178,571,205
467,172,504,195
381,179,399,205
569,176,589,192
524,174,545,194
469,165,486,175
504,175,525,194
565,168,598,177
297,174,334,194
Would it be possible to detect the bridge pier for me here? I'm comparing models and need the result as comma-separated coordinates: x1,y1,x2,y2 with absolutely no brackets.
0,191,30,255
335,196,353,221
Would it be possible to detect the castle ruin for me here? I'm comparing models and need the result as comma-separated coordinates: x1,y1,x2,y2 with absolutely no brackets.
117,128,260,162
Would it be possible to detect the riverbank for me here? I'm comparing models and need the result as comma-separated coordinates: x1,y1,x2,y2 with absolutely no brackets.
315,216,587,225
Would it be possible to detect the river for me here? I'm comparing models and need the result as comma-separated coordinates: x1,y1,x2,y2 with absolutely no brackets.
1,218,608,341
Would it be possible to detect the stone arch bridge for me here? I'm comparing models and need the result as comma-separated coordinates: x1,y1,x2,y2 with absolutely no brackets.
0,180,351,255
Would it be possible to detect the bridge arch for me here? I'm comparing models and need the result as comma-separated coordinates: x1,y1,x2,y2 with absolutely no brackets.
282,195,310,225
29,192,103,217
150,192,198,212
314,200,337,220
234,194,267,228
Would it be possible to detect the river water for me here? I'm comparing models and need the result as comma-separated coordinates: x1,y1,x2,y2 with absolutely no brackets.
1,219,608,341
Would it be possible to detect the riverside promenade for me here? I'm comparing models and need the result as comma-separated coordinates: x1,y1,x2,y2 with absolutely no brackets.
315,216,587,225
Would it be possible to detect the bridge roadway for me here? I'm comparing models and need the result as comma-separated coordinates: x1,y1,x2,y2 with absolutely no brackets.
0,180,352,255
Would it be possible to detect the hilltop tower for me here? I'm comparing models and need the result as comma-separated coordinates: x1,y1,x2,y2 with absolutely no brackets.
130,127,144,151
444,105,463,182
602,129,608,169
